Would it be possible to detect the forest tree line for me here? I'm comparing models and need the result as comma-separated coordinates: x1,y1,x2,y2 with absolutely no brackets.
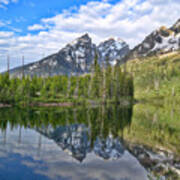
0,57,134,105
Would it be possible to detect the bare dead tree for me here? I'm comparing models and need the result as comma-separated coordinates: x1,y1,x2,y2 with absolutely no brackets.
67,76,71,98
18,126,22,144
22,55,25,106
3,129,6,145
102,61,106,103
22,55,25,78
7,55,10,74
37,134,42,156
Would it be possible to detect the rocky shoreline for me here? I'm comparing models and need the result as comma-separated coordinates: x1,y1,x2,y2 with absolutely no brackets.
125,142,180,179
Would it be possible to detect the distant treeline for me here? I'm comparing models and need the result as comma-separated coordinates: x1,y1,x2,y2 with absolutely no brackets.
0,57,134,105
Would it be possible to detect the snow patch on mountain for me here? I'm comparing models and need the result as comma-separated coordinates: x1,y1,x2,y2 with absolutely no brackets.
9,33,129,77
98,37,129,65
151,34,179,53
129,19,180,59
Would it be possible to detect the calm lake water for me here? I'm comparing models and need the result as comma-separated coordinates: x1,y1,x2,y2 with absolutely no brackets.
0,105,179,180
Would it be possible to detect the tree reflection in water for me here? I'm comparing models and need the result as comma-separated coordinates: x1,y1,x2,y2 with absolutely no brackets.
0,105,133,162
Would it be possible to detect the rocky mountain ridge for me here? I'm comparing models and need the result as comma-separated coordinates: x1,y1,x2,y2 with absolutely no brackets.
98,37,129,65
10,34,129,77
128,19,180,59
8,18,180,77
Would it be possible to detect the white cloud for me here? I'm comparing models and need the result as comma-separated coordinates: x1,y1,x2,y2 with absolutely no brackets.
0,21,6,27
28,24,47,31
0,31,14,38
0,0,9,5
0,20,21,33
0,0,180,71
0,0,18,8
0,0,17,4
0,20,11,27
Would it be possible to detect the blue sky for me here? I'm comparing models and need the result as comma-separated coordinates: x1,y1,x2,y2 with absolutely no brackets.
0,0,180,71
1,0,118,35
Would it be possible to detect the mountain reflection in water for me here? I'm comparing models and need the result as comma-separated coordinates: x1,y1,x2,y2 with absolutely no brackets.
0,106,149,180
37,124,125,162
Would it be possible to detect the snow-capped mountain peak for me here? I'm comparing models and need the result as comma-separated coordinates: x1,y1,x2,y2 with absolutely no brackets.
68,33,92,46
128,18,180,59
9,34,129,77
58,33,96,73
98,37,129,65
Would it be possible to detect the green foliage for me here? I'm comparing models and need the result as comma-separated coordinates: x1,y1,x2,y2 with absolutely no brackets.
69,76,78,97
0,57,134,105
124,102,180,155
0,105,133,146
123,52,180,159
126,52,180,103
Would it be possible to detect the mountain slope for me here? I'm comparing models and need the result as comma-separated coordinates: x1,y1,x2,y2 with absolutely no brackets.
98,37,129,65
125,51,180,101
10,34,96,77
128,19,180,59
10,34,129,77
